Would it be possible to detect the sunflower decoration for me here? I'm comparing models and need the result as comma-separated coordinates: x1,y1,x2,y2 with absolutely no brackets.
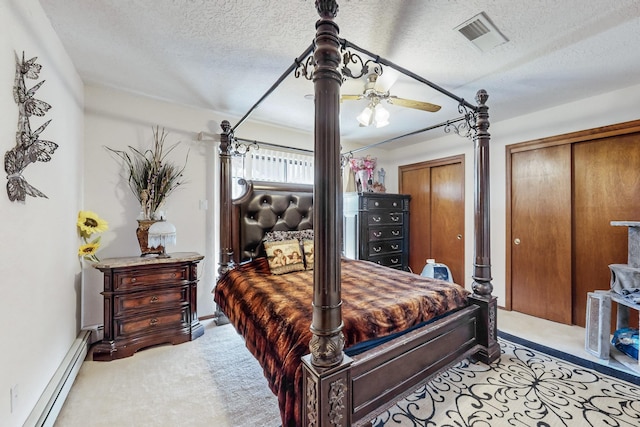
77,210,109,262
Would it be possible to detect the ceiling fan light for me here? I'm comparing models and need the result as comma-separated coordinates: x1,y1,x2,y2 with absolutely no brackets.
374,105,390,128
357,106,374,126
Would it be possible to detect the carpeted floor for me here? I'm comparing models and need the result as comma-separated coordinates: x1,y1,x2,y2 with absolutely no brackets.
56,321,639,427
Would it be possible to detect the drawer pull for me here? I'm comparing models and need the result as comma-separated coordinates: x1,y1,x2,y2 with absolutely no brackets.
373,246,381,253
390,215,400,222
373,231,382,238
391,244,399,250
392,202,398,207
392,230,400,236
150,296,159,303
372,216,381,222
150,318,158,326
131,278,137,283
391,258,399,264
374,201,380,207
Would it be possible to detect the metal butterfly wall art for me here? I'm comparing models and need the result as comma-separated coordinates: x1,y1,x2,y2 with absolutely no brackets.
5,51,58,202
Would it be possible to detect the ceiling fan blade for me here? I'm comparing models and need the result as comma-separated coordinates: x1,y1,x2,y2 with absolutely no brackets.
374,71,398,93
387,96,441,112
340,94,363,101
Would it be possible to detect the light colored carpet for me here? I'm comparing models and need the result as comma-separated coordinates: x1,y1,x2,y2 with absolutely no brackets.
54,320,280,427
373,335,640,426
56,320,640,427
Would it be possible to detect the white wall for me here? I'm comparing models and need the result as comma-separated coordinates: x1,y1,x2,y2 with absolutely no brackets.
82,85,315,327
0,0,84,425
383,83,640,306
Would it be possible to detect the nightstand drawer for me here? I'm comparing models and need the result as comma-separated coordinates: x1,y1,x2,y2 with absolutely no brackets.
113,286,188,316
367,212,403,226
115,306,189,338
114,265,189,290
368,226,404,241
368,239,403,256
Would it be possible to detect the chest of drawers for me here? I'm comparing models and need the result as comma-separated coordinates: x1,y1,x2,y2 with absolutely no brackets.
92,252,204,361
344,193,411,270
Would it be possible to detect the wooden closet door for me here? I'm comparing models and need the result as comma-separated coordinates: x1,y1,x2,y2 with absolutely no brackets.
430,163,464,285
400,157,464,285
401,167,431,274
573,137,640,326
511,145,572,324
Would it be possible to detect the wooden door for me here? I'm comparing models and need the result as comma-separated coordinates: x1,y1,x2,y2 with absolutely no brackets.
510,145,572,324
573,137,640,326
430,163,465,285
400,156,465,285
400,166,430,274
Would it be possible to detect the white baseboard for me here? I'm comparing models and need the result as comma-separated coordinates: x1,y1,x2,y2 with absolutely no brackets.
23,329,91,427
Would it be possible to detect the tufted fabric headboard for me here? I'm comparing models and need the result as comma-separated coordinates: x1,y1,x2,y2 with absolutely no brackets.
232,180,313,262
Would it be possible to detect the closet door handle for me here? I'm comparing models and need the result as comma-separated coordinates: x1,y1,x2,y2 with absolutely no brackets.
457,234,462,240
514,238,521,245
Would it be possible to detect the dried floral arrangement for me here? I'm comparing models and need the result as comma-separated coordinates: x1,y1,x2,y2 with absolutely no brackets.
106,126,187,220
5,51,58,202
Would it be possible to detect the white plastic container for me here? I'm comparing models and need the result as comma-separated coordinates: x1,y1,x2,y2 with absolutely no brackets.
420,259,453,283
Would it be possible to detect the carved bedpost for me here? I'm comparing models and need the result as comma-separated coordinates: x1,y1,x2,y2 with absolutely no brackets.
218,120,235,276
469,89,500,363
302,1,352,426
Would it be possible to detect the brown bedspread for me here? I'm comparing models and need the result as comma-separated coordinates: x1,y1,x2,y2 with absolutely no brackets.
214,256,469,427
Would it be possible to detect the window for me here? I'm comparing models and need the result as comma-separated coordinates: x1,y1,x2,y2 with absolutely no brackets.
231,147,314,198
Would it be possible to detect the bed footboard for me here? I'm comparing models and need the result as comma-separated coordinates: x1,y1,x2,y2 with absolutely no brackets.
302,300,497,426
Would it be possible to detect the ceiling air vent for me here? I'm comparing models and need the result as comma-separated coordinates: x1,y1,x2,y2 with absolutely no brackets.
454,12,508,52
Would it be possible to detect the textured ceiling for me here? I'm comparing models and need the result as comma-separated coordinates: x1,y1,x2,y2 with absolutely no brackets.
39,0,640,149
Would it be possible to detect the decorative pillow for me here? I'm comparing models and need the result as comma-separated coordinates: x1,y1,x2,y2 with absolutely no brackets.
264,229,314,243
263,239,306,275
303,239,314,270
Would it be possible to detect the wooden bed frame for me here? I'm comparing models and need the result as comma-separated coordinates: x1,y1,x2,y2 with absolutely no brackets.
216,2,499,426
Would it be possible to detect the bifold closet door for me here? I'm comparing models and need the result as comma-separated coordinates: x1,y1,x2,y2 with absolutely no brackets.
430,162,464,286
572,137,640,326
401,166,431,274
510,144,572,324
400,157,464,285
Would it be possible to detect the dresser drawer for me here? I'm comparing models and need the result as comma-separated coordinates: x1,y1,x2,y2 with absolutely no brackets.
113,265,189,290
368,239,403,256
113,286,188,316
365,198,404,210
367,212,403,226
370,253,405,269
368,226,404,241
115,306,190,338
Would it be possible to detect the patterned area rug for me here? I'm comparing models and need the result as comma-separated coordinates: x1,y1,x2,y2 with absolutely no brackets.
373,332,640,426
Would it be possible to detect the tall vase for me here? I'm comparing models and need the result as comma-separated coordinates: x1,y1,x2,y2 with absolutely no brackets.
356,169,368,193
136,219,164,256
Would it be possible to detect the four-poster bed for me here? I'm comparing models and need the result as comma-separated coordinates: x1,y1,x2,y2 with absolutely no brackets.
214,2,499,426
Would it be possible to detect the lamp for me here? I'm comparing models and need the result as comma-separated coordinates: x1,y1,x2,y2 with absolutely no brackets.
374,104,390,128
356,105,373,126
357,99,389,128
147,220,176,258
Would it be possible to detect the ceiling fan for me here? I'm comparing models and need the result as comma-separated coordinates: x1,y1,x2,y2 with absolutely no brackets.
341,73,441,128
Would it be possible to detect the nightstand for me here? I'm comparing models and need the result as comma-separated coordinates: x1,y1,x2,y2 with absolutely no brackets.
92,252,204,361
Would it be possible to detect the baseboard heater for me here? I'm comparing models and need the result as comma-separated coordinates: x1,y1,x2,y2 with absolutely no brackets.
23,329,92,427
